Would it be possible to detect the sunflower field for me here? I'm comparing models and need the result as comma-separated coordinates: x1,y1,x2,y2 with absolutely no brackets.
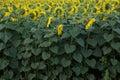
0,0,120,80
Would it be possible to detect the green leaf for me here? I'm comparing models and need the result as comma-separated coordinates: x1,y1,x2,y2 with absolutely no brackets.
103,69,109,80
59,74,67,80
76,38,85,47
4,47,17,58
69,28,80,38
86,59,96,68
0,32,4,40
73,53,83,63
110,59,118,66
72,66,81,76
111,42,120,50
31,62,39,69
81,67,88,74
51,57,59,65
0,24,5,30
38,62,46,70
39,41,51,47
102,46,112,55
81,49,93,58
87,74,95,80
113,28,120,34
42,52,51,60
28,73,36,80
44,32,55,38
87,38,97,47
103,33,114,42
32,48,41,56
0,43,5,50
4,32,13,43
93,47,102,57
4,70,14,79
23,38,33,44
9,59,19,69
61,58,71,67
64,44,76,54
11,40,21,47
22,52,32,59
50,46,58,54
72,77,79,80
61,32,70,39
0,59,9,70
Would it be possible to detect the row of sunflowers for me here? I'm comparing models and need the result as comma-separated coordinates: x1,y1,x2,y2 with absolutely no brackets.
0,0,120,35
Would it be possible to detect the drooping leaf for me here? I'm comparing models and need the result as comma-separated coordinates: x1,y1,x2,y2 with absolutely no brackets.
76,38,85,47
42,52,51,60
61,58,71,67
73,53,83,63
64,44,76,54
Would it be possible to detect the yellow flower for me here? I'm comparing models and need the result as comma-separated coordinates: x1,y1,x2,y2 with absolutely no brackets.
7,6,13,12
102,16,106,21
10,17,18,21
47,17,53,28
68,6,78,15
53,7,64,17
4,12,11,16
15,4,21,9
85,18,96,30
57,24,63,36
94,6,101,14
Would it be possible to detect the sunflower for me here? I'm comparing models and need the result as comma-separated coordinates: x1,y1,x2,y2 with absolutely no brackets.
57,24,63,36
85,18,96,30
68,6,78,15
46,17,53,28
4,12,11,17
10,17,18,21
53,7,64,17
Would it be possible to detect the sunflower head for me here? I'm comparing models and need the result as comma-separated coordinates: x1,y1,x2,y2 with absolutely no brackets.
53,7,64,17
57,24,63,36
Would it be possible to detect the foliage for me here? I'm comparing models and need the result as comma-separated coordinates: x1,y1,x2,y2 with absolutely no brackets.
0,0,120,80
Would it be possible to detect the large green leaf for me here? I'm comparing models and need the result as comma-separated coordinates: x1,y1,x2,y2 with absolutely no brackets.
93,47,102,57
73,53,83,63
42,52,51,60
22,52,32,59
28,73,36,80
4,70,14,79
23,38,33,44
4,47,17,58
32,48,41,56
61,58,71,67
50,46,59,54
86,59,96,68
38,62,46,70
69,28,80,38
76,38,85,47
64,44,76,54
102,46,112,55
39,41,52,47
111,42,120,50
87,38,97,47
0,43,5,50
103,33,114,42
110,59,118,66
87,74,95,80
81,67,88,74
72,66,81,76
113,28,120,34
0,59,9,70
81,49,93,58
59,74,67,80
31,62,39,69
